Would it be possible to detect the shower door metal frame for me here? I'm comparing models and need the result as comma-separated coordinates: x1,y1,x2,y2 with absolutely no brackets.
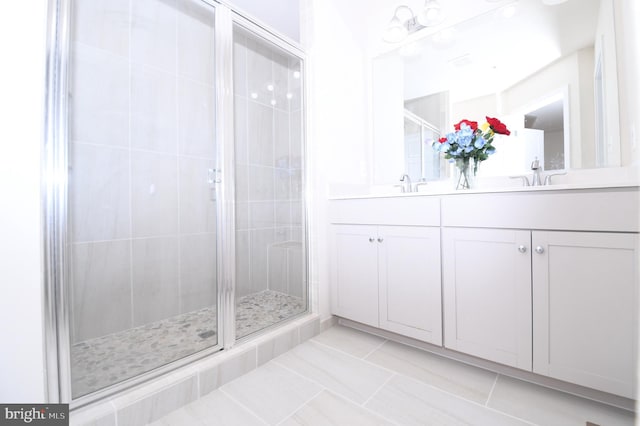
43,0,308,409
227,12,310,345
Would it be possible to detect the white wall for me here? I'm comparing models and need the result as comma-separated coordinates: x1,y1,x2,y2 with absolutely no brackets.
302,0,372,320
500,50,594,169
0,2,48,402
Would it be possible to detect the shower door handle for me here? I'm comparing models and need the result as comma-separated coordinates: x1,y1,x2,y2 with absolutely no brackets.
207,168,221,201
208,168,222,184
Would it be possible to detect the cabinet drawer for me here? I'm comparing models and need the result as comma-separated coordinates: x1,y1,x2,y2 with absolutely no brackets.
329,196,440,226
441,188,638,232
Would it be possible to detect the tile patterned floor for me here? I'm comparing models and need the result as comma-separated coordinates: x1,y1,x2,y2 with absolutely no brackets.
71,290,305,398
151,325,636,426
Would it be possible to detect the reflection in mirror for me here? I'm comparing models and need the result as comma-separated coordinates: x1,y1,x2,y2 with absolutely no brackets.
372,0,622,185
522,90,567,171
404,110,441,181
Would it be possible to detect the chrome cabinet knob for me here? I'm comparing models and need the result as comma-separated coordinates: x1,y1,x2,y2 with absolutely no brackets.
369,237,375,243
535,246,545,254
377,237,384,243
518,245,527,253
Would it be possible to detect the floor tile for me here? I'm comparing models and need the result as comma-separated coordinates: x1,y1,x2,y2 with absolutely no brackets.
312,325,386,358
365,374,529,426
274,340,393,404
148,406,205,426
487,375,635,426
220,362,321,425
281,390,394,426
365,340,497,404
182,390,266,425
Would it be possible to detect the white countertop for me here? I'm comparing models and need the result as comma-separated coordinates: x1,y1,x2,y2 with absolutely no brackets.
330,181,639,200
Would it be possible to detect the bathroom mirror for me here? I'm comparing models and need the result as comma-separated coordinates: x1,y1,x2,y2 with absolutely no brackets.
372,0,622,185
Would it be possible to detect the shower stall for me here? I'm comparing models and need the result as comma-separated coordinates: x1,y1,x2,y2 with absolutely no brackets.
44,0,307,405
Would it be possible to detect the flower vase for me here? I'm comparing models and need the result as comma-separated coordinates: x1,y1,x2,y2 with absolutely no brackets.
454,158,476,190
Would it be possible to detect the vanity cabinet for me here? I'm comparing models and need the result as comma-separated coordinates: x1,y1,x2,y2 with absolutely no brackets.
330,188,638,399
443,226,638,398
532,231,638,398
331,224,379,327
331,224,442,345
442,227,532,370
329,196,443,345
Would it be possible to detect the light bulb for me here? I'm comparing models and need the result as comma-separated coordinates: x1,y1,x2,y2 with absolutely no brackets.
383,16,408,43
417,0,445,27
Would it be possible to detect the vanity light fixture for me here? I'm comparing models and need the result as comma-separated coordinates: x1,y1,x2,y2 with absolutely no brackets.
417,0,446,27
383,5,413,43
383,1,446,43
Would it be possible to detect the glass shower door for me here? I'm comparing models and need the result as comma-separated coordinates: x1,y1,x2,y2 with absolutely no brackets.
67,0,220,398
232,25,307,339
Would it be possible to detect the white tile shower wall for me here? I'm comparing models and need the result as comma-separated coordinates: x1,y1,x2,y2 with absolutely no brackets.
233,31,304,299
267,242,304,297
71,241,132,342
69,0,217,344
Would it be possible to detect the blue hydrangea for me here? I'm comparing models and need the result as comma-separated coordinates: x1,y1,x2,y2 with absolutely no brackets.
474,136,486,149
457,123,474,147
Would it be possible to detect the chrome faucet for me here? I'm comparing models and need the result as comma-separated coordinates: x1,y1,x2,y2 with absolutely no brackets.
414,178,428,192
399,174,412,193
543,171,567,185
530,157,543,186
510,159,568,187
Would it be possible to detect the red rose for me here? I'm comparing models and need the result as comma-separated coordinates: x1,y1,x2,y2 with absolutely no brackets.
486,116,511,135
438,137,448,144
454,119,478,131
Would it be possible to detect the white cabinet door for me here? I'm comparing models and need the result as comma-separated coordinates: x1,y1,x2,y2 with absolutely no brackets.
532,231,638,398
331,224,379,327
378,226,442,345
443,227,532,370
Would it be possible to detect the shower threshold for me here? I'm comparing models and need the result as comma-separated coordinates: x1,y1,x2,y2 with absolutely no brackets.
70,290,305,398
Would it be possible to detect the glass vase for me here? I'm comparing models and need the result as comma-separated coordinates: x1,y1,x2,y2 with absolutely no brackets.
454,158,477,190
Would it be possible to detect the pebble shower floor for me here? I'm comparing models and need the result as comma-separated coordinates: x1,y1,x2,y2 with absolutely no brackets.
70,290,305,398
